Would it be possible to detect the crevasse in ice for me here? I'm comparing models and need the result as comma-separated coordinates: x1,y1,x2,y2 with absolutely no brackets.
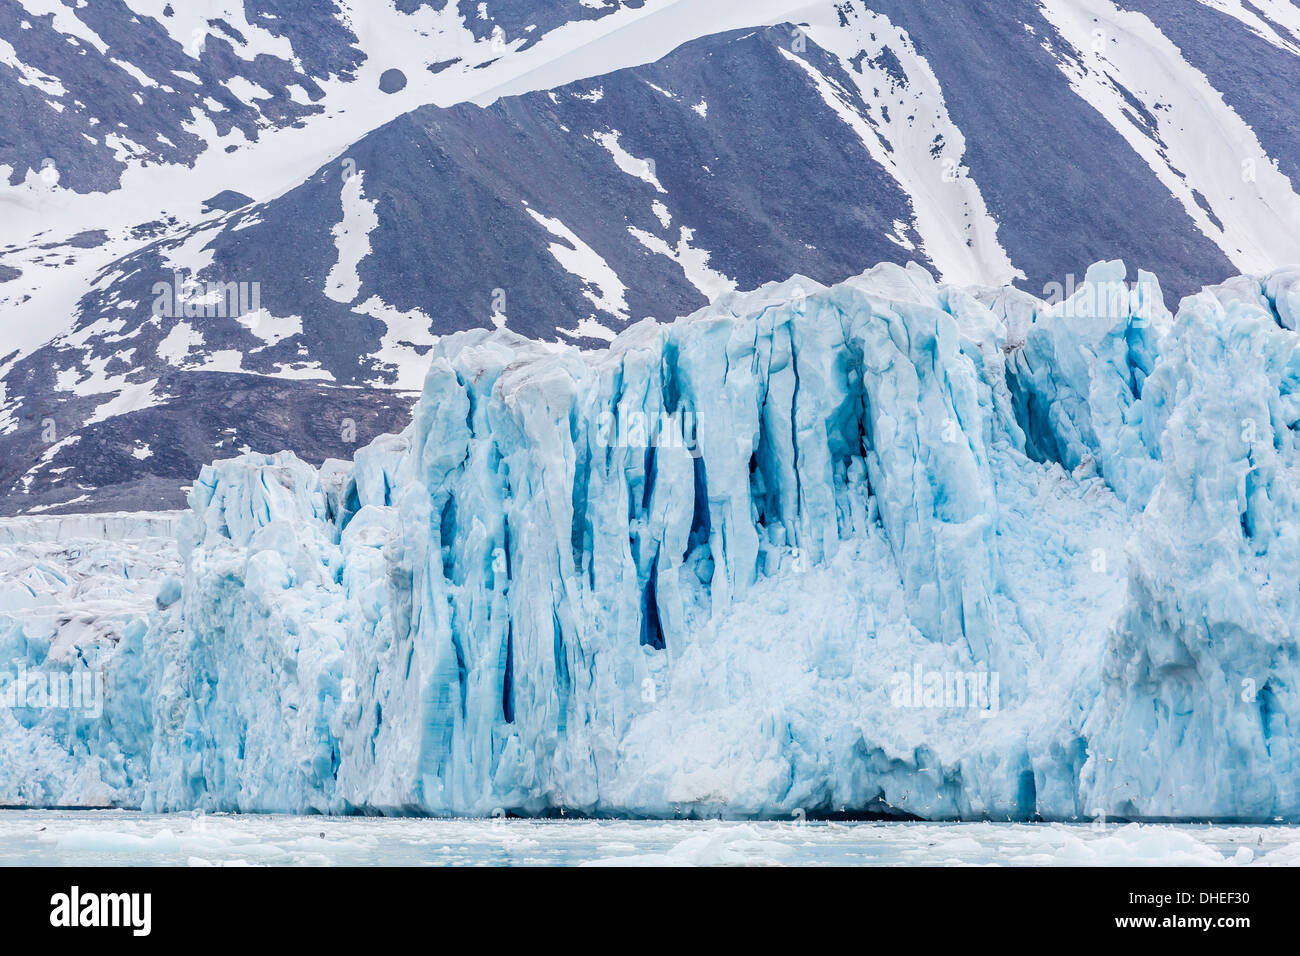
8,260,1300,820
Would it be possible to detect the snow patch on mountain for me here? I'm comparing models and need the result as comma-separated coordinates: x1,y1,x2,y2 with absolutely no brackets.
525,204,631,321
627,225,736,302
325,172,379,305
797,5,1021,287
355,296,438,391
1195,0,1300,53
1039,0,1300,271
593,129,666,192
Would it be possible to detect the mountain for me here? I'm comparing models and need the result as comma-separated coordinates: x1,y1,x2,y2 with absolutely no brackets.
2,0,1300,515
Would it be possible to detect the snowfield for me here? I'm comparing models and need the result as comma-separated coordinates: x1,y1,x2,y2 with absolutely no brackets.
2,259,1298,822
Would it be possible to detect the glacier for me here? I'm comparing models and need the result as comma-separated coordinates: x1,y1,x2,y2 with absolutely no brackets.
4,259,1300,821
0,512,182,805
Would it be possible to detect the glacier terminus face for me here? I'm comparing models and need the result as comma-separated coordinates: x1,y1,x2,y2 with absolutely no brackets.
3,260,1299,822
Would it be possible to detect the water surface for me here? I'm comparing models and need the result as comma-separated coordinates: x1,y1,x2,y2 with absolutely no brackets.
1,812,1296,866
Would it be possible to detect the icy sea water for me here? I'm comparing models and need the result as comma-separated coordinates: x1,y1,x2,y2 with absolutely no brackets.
0,812,1297,866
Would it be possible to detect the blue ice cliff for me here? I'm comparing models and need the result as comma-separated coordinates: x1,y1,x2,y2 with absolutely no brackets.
5,260,1300,821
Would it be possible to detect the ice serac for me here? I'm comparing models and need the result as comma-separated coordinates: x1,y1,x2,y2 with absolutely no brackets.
29,260,1300,820
1082,277,1300,820
140,453,359,812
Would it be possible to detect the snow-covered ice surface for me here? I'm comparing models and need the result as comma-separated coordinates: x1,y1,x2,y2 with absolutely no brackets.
0,812,1295,867
5,259,1300,823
